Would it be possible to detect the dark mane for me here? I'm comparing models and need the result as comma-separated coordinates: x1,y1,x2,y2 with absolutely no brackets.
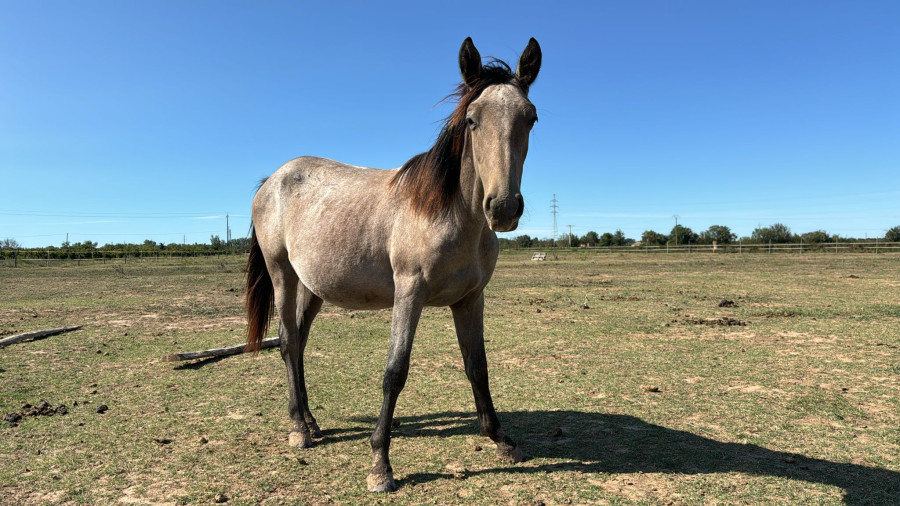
390,60,523,218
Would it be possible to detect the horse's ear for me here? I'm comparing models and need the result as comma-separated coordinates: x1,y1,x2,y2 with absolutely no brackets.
459,37,482,88
516,38,542,90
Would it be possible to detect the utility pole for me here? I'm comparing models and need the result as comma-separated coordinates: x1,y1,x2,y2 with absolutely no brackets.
226,213,231,250
551,194,559,240
568,225,573,247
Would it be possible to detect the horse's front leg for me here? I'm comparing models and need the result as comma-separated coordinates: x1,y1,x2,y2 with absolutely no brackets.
367,283,424,493
451,291,528,463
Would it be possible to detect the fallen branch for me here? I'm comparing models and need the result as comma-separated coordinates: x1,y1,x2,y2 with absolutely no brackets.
0,326,83,348
163,336,280,362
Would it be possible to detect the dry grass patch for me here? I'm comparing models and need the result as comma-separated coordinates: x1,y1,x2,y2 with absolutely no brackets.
1,253,899,504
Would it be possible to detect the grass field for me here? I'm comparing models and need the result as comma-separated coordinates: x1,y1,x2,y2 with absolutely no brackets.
1,253,899,504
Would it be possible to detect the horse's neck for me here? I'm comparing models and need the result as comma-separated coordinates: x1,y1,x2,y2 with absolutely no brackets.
457,150,488,232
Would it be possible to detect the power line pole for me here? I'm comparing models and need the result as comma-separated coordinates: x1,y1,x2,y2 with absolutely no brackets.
551,194,559,240
568,224,573,247
226,213,231,250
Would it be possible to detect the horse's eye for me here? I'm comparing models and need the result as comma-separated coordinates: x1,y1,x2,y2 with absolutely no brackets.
466,117,477,129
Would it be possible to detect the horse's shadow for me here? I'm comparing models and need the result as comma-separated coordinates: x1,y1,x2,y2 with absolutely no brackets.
331,410,898,504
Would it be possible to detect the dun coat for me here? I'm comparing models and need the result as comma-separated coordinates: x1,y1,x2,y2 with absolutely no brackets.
245,37,542,492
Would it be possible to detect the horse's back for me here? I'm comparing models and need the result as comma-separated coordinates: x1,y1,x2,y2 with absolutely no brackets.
253,156,398,309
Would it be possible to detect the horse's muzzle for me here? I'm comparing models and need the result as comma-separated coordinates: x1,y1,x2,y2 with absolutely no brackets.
485,194,524,232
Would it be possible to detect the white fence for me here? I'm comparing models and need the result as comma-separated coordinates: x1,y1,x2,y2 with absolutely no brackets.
505,241,900,255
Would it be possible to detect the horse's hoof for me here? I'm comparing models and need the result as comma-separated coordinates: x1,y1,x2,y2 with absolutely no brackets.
366,471,397,492
289,430,313,449
497,443,530,463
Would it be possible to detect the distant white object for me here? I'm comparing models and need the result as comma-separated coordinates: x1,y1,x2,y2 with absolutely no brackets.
531,252,547,261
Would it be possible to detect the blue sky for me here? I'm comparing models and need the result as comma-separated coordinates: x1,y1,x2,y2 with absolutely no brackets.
2,1,898,247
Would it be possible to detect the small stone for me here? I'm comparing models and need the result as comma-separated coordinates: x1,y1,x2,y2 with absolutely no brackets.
473,444,482,452
199,436,209,444
214,492,228,503
643,385,661,393
96,404,109,414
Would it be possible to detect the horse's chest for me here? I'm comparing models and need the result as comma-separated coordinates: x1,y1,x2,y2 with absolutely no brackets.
419,245,496,306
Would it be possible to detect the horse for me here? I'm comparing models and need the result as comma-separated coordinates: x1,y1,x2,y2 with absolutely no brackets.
245,37,541,492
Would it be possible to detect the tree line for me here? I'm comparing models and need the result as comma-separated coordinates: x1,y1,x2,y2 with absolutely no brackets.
0,235,251,259
500,223,900,249
5,223,900,256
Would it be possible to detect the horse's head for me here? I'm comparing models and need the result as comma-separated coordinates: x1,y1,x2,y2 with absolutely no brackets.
459,37,541,232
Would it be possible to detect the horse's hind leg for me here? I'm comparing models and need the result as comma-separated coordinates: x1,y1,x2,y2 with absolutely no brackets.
271,264,323,448
287,291,323,441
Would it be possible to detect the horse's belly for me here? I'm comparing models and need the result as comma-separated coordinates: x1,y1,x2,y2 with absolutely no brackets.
298,260,395,310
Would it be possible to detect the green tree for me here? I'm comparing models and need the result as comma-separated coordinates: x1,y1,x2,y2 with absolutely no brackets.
699,225,736,244
669,225,698,245
2,238,21,249
580,231,599,247
556,234,576,248
885,226,900,242
229,237,251,250
641,230,667,246
598,232,614,247
800,230,830,243
210,235,225,250
612,229,628,246
514,234,533,248
751,223,793,243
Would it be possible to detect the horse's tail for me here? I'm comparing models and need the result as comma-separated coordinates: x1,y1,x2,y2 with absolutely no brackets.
245,226,274,354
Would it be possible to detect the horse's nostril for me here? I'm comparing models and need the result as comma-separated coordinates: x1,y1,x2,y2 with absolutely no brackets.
484,196,494,212
514,194,524,218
